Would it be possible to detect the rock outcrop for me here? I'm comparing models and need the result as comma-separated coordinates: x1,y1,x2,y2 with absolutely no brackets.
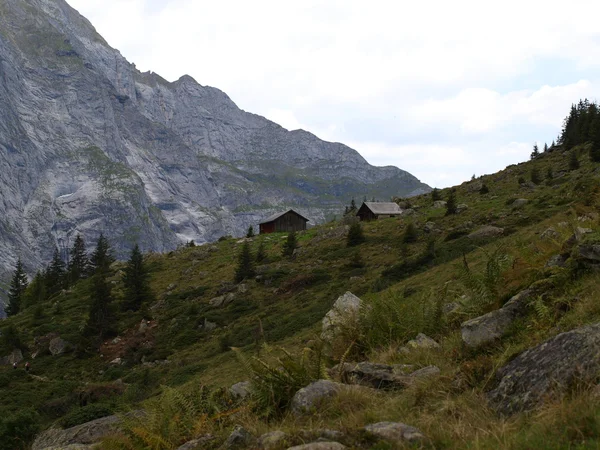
488,323,600,415
32,414,122,450
291,380,348,415
363,422,426,444
321,292,362,342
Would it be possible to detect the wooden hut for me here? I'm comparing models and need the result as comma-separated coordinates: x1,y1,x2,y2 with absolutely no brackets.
259,209,309,234
356,202,402,221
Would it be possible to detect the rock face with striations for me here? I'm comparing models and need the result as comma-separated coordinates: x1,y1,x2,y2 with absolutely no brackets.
0,0,430,292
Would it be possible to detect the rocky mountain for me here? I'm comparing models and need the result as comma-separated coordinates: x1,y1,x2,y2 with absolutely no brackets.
0,0,429,288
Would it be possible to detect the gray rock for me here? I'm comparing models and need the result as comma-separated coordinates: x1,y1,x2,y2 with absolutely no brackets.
340,362,411,390
2,349,23,365
209,295,226,307
545,254,567,268
224,426,255,449
287,443,346,450
433,200,447,209
467,180,483,192
291,380,346,415
488,323,600,415
257,430,289,449
456,204,469,213
229,381,252,400
461,289,533,348
321,292,362,342
540,228,560,240
49,337,70,356
409,365,441,378
423,221,436,233
578,244,600,263
512,198,529,209
443,302,460,315
176,435,214,450
364,421,425,443
400,333,440,353
468,226,504,239
203,319,218,332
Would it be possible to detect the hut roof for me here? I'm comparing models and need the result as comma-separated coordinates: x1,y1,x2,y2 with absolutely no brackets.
259,209,309,225
359,202,402,215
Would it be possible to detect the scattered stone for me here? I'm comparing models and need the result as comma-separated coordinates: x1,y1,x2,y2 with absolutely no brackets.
468,226,504,239
511,198,528,209
49,337,70,356
109,357,123,365
433,200,447,209
541,228,560,240
229,381,252,400
2,348,24,365
443,302,460,315
576,227,593,239
237,283,248,293
424,222,436,233
578,244,600,263
291,380,346,415
409,365,441,379
139,320,149,333
176,435,214,450
456,204,468,213
209,292,236,308
341,362,411,390
467,180,483,192
203,319,218,332
298,429,345,442
488,322,600,415
111,337,121,345
257,430,288,449
545,254,567,268
461,289,533,348
223,426,255,449
321,292,362,342
167,283,176,291
401,208,417,217
287,443,346,450
400,333,440,353
364,422,425,444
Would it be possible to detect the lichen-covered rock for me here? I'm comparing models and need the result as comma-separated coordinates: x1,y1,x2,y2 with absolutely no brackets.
32,414,123,450
511,198,528,209
433,200,447,209
291,380,346,415
364,421,425,443
287,443,346,450
461,289,533,348
468,226,504,239
321,292,362,342
1,348,23,365
342,362,411,390
176,435,214,450
229,381,252,400
540,228,560,240
545,254,567,268
257,430,289,449
224,426,255,449
49,337,71,356
401,333,440,352
409,365,441,379
488,323,600,415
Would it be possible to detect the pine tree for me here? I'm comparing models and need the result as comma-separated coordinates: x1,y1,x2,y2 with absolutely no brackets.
346,222,365,247
431,188,441,202
282,230,298,256
530,143,539,159
246,226,255,238
530,167,542,185
1,324,23,350
445,190,457,215
569,150,580,170
23,270,46,308
543,143,548,152
256,239,266,263
6,259,28,316
546,167,554,180
84,271,115,340
90,234,114,274
68,234,89,284
234,241,255,282
46,248,66,297
122,244,153,312
402,222,418,244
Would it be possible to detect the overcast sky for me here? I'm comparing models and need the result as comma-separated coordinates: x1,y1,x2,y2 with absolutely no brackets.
68,0,600,188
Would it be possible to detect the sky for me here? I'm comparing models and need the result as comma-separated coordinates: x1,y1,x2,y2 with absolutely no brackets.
68,0,600,188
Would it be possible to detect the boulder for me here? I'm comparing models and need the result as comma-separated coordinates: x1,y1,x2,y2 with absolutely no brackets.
433,200,447,209
488,323,600,415
257,430,289,449
409,365,441,379
540,228,560,240
209,292,236,308
545,254,567,268
321,292,362,342
229,381,252,400
2,348,23,365
223,426,255,449
364,422,425,444
291,380,346,415
399,333,440,353
341,362,411,390
578,244,600,263
287,443,346,450
456,204,468,214
511,198,528,209
423,222,436,233
49,337,70,356
461,289,533,348
203,319,218,332
176,435,214,450
467,180,483,192
32,414,125,450
468,226,504,240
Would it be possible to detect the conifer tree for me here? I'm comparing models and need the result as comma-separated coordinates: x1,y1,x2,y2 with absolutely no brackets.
530,167,542,185
246,226,255,238
84,270,115,340
346,222,365,247
569,150,580,170
479,183,489,195
530,143,539,159
431,188,441,202
46,248,66,297
256,239,266,263
445,190,457,215
6,259,28,317
282,230,298,256
122,244,153,312
403,222,418,244
543,143,548,152
68,234,89,283
90,234,114,274
546,167,554,180
23,270,46,308
1,324,23,350
234,241,255,282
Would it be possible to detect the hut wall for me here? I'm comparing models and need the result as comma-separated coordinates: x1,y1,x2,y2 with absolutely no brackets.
274,212,306,232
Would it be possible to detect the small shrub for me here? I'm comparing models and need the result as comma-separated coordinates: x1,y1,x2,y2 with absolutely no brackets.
569,150,580,170
347,222,365,247
0,409,40,450
446,190,457,215
403,222,418,243
60,404,113,429
246,226,254,238
282,231,297,257
348,250,365,268
479,183,489,194
530,167,542,185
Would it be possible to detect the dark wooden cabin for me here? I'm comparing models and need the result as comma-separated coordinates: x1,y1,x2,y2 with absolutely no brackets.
356,202,402,221
259,209,309,234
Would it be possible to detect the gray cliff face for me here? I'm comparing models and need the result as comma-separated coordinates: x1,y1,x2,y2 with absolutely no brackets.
0,0,430,288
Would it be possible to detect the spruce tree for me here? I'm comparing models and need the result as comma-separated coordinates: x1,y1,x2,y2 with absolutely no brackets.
543,143,548,152
23,270,46,308
431,188,441,202
445,190,457,215
403,222,418,244
479,183,489,194
256,239,266,263
346,222,365,247
122,244,153,312
282,230,298,256
234,241,255,282
6,259,28,317
68,234,89,283
90,234,115,274
246,226,255,238
84,270,115,340
530,167,542,185
546,167,554,180
46,248,66,297
530,143,539,159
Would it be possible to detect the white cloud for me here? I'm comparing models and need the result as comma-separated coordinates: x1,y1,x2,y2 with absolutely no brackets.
67,0,600,188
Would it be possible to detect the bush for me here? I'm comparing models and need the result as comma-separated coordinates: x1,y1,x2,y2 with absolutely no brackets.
0,409,40,450
60,404,113,429
282,231,297,257
479,183,489,194
403,222,418,243
347,222,365,247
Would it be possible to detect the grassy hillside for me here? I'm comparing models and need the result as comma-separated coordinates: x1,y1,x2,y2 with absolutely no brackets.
1,141,600,449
